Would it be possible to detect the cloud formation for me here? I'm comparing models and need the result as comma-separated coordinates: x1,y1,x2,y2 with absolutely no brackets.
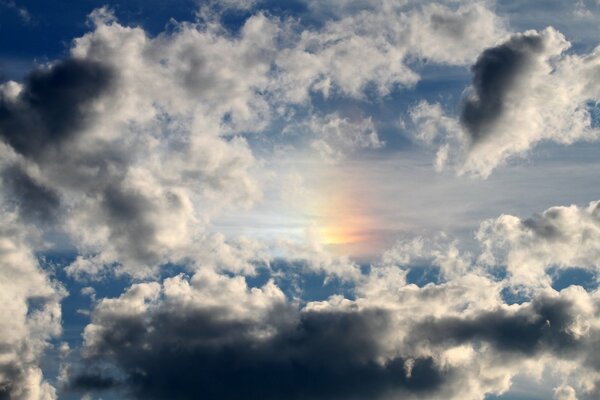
2,2,600,400
412,27,600,177
478,200,600,287
70,260,600,400
0,214,63,399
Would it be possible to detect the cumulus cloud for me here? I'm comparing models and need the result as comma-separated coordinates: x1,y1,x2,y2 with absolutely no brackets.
64,194,600,398
0,1,506,279
0,213,64,399
69,260,600,400
0,12,270,278
381,234,473,280
276,227,363,281
275,1,505,102
1,164,60,224
69,271,451,399
412,27,600,177
4,3,598,400
0,58,114,159
477,200,600,287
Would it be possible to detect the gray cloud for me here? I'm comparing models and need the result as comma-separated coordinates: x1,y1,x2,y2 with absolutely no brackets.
0,58,114,159
68,267,600,400
413,26,600,177
460,33,545,144
72,308,449,400
1,165,60,223
410,294,581,356
68,273,460,400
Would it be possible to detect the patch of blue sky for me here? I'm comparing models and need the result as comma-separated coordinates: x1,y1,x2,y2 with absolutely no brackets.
247,258,357,304
549,266,598,292
405,265,444,287
497,0,600,52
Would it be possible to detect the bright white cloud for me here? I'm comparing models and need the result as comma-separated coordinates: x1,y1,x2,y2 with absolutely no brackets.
477,200,600,287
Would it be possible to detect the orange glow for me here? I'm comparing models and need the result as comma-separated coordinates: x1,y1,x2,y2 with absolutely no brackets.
310,171,379,256
319,226,368,245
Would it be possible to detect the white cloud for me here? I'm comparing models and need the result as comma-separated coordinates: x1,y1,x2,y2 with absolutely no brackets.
554,384,579,400
477,200,600,288
274,1,506,103
0,1,508,279
0,213,64,399
380,234,473,279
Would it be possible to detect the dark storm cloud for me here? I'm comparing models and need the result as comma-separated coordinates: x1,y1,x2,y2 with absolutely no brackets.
460,33,544,143
71,306,451,400
0,58,114,159
410,295,580,356
1,164,60,222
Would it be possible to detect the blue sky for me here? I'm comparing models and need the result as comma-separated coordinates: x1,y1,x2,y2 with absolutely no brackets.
2,1,600,399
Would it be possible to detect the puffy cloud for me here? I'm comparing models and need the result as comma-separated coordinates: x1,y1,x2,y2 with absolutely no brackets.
5,3,600,400
63,200,600,399
70,271,452,400
0,58,114,160
412,27,600,177
408,101,465,171
1,164,60,224
0,213,64,399
70,261,600,400
554,384,578,400
0,12,269,278
0,1,506,279
276,228,363,281
309,114,382,162
408,292,583,356
477,200,600,287
381,234,473,280
275,1,506,102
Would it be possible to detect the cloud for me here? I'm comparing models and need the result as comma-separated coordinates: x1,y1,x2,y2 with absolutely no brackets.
554,385,578,400
283,113,383,162
0,58,114,160
3,3,600,400
0,12,270,278
411,27,600,177
460,29,552,144
1,164,60,223
409,293,582,356
70,259,600,400
0,213,64,399
0,1,507,279
477,200,600,287
70,271,454,400
381,234,472,280
276,228,363,281
275,1,506,102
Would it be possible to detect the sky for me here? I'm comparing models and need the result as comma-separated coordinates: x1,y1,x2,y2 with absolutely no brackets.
2,0,600,399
